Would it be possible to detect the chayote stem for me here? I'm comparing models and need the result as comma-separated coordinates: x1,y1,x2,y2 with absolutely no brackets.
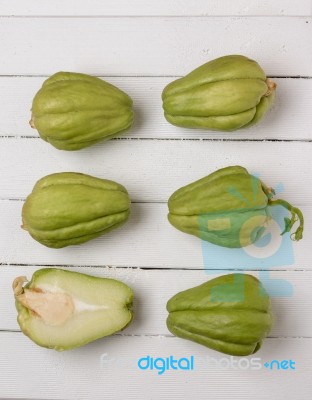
269,199,304,241
29,118,35,129
261,181,275,200
265,79,277,97
12,276,28,296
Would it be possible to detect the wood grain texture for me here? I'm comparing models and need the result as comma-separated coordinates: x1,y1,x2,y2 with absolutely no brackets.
2,77,312,140
0,138,310,203
0,3,311,399
0,202,310,269
0,333,311,400
0,17,311,76
1,266,312,337
2,0,311,16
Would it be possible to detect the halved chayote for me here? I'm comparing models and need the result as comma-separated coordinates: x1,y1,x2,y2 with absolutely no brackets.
13,268,133,351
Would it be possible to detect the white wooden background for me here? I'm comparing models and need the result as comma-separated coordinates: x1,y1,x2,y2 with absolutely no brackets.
0,2,312,399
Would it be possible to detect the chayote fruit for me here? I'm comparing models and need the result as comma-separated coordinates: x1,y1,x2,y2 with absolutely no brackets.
166,273,273,356
168,165,304,248
22,172,131,248
29,72,134,150
13,268,133,350
162,55,276,131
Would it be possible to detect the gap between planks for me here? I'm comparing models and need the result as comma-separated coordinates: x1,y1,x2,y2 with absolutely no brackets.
1,263,312,272
0,330,311,339
1,137,312,143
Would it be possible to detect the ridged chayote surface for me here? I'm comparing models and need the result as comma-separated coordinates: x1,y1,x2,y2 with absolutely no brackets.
168,165,304,247
22,172,131,248
162,55,276,131
30,72,134,150
167,273,273,356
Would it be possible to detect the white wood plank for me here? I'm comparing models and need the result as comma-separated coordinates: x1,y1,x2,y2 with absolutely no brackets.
0,17,311,76
0,139,310,203
0,6,310,400
0,333,311,399
2,77,312,140
1,1,311,16
0,202,310,269
1,266,311,337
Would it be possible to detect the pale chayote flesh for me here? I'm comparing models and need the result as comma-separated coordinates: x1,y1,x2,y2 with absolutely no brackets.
30,72,134,150
168,165,304,248
167,273,273,356
162,55,276,131
13,268,134,351
22,172,131,248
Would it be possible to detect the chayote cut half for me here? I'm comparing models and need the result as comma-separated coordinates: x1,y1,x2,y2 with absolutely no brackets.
13,268,134,351
168,165,304,248
167,273,273,356
162,55,276,131
30,72,134,150
22,172,131,248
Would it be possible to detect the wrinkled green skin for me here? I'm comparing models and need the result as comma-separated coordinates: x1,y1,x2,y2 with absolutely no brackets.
15,268,134,351
168,165,304,248
22,172,131,248
30,72,134,150
162,55,276,131
167,273,273,356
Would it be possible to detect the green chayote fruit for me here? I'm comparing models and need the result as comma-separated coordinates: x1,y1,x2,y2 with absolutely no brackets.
13,268,133,350
168,165,304,248
166,273,273,356
162,55,276,131
22,172,131,248
30,72,134,150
